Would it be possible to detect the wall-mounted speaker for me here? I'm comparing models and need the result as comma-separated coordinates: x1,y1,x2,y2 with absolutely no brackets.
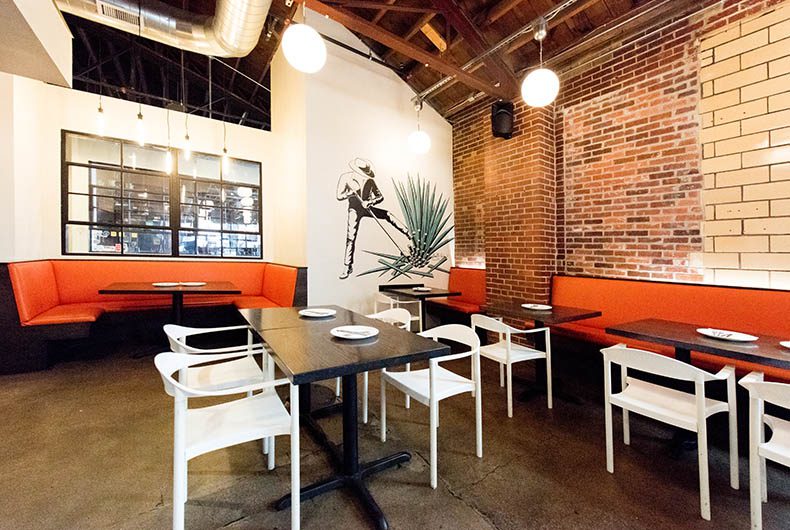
491,101,514,139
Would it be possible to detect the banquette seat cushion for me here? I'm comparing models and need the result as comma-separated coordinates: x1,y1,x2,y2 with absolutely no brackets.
428,266,486,314
550,274,790,381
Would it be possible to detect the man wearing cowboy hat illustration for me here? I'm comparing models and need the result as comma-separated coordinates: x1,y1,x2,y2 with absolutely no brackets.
336,158,409,279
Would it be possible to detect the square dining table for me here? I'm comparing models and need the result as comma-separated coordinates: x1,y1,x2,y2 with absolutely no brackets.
239,305,450,530
379,284,462,330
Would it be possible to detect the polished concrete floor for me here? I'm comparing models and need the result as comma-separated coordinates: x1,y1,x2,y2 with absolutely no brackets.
1,339,788,530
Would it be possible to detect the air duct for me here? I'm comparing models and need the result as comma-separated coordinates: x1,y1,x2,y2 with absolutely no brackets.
56,0,273,57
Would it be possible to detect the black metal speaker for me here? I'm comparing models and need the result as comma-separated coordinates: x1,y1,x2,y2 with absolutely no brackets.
491,101,514,139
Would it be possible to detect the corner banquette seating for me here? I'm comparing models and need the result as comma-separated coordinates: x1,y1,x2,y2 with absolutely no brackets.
427,266,486,316
1,260,306,374
549,274,790,382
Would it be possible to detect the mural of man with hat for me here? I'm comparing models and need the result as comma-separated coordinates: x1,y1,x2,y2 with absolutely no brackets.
336,158,409,279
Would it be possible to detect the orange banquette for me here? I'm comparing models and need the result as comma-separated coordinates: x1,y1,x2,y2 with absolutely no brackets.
428,266,486,315
549,274,790,382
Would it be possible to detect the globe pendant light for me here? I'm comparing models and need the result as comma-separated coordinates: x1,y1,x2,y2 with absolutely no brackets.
521,17,560,108
282,6,326,74
408,100,431,155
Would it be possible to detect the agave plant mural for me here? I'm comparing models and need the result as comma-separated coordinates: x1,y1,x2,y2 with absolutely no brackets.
359,175,453,280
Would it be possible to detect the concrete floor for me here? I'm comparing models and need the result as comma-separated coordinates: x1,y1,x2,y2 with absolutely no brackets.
1,341,788,530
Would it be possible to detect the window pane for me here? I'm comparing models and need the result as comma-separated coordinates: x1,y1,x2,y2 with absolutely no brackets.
123,173,168,201
195,181,222,205
179,179,196,204
179,152,220,180
64,134,120,166
197,206,222,230
67,194,90,222
223,158,260,185
123,144,171,173
90,168,122,196
67,165,90,194
123,228,172,255
223,208,259,233
179,230,221,256
180,204,197,228
223,184,259,210
123,199,169,227
223,233,261,257
64,224,95,254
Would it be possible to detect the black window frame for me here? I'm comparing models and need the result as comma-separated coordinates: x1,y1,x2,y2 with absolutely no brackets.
60,129,263,259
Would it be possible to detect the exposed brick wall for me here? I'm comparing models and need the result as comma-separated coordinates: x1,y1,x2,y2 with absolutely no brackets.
451,0,788,302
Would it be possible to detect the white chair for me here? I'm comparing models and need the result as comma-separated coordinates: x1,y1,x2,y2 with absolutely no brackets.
375,292,423,332
471,314,552,416
380,324,482,489
360,308,411,423
154,351,300,530
164,324,278,463
601,345,738,521
739,372,790,530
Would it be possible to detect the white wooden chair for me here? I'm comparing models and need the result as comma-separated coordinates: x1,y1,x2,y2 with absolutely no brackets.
380,324,482,489
154,351,300,530
471,314,552,416
375,291,423,331
739,371,790,530
601,345,738,521
360,308,411,423
164,324,278,462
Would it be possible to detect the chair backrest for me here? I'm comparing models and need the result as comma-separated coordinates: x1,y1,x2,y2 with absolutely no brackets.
367,308,411,330
420,324,480,356
471,314,520,335
163,324,191,352
601,345,715,383
740,378,790,410
374,292,397,311
154,350,257,397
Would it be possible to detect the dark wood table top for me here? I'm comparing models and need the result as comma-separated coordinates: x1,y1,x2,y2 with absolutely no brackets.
606,318,790,369
99,281,241,295
239,305,361,332
241,306,451,384
379,286,462,300
484,302,602,326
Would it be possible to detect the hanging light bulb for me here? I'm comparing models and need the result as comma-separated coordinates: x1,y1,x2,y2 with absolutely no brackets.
221,121,231,174
135,104,145,146
165,109,173,174
521,17,560,108
96,94,106,136
282,6,326,73
408,100,431,155
183,113,192,161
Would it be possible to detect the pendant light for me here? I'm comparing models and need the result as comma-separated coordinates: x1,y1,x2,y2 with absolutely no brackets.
165,109,173,174
222,121,231,174
136,103,146,146
282,4,326,74
183,113,192,161
521,17,560,108
408,99,431,155
96,94,106,136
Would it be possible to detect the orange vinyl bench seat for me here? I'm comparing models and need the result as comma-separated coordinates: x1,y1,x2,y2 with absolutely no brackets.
8,260,303,327
549,275,790,382
427,267,486,315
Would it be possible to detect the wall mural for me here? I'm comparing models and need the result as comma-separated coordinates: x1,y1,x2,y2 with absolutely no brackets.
336,158,453,281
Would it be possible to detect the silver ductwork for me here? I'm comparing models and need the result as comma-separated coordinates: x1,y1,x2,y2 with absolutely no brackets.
56,0,273,57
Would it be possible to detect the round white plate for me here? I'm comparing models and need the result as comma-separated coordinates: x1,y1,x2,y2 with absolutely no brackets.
697,328,758,342
780,341,790,349
299,308,337,318
179,281,206,287
522,303,552,311
413,287,432,292
152,282,178,287
331,325,379,340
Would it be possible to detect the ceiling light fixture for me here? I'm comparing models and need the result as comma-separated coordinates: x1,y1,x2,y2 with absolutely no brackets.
183,113,192,161
282,4,327,74
408,99,431,155
96,94,106,136
521,17,560,107
222,121,231,174
136,103,145,146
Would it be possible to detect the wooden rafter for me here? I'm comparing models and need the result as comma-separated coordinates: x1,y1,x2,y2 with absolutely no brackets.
505,0,602,55
382,13,437,62
372,0,396,24
324,1,438,14
306,0,510,99
483,0,528,27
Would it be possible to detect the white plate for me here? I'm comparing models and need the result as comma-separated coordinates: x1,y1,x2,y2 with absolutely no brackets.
780,341,790,349
331,325,379,340
413,287,432,292
179,281,206,287
522,303,552,311
152,282,178,287
298,308,337,318
697,328,758,342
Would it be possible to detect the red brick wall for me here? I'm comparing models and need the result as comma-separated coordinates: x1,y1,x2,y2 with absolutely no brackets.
450,0,786,303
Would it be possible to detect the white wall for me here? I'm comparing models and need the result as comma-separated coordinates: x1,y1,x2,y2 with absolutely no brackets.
304,14,454,313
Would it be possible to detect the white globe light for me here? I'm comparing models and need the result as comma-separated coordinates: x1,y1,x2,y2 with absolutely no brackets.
408,129,431,155
282,23,327,74
520,67,560,107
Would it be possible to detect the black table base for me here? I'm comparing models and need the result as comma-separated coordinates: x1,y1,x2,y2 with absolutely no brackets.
276,375,410,530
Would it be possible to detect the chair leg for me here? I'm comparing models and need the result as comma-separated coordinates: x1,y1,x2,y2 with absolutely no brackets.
506,362,513,418
173,399,187,530
621,366,629,445
405,363,411,409
749,436,763,530
380,373,387,442
173,457,186,530
430,399,438,489
475,379,483,459
363,372,369,424
545,356,553,410
268,437,276,470
604,399,614,474
335,377,341,397
499,363,504,387
263,437,269,455
290,383,300,530
759,398,767,503
698,426,711,521
727,376,739,490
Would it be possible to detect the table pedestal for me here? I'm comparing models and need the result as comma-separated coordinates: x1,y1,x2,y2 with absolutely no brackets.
276,375,410,530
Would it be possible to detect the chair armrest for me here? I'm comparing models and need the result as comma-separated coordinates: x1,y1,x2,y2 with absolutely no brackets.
711,365,736,381
512,326,550,335
432,350,474,364
739,370,765,388
178,343,266,354
186,377,291,397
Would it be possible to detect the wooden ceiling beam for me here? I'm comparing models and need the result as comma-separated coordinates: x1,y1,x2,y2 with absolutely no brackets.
306,0,510,98
431,0,519,96
324,1,439,14
505,0,603,55
483,0,528,27
372,0,396,24
382,12,437,62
